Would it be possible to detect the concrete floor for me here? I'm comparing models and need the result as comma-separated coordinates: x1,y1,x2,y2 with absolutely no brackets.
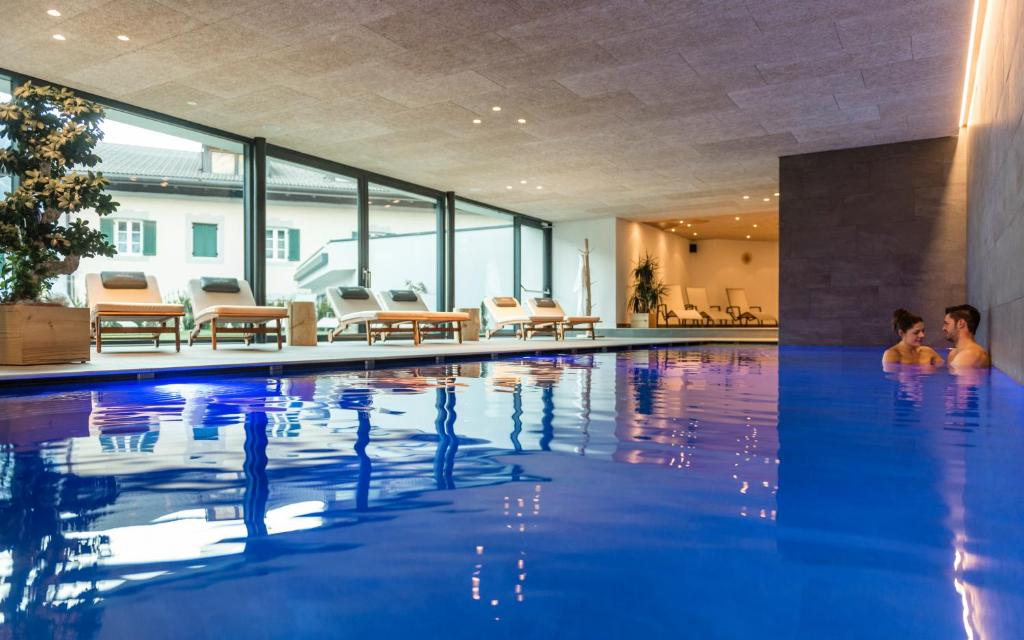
0,328,777,386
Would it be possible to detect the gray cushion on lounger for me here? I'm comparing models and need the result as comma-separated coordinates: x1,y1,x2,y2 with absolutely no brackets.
533,297,557,308
493,296,519,307
339,286,370,300
100,271,148,289
200,277,241,293
388,289,418,302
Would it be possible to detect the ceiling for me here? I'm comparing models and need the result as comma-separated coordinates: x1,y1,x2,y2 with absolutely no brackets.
651,210,778,241
0,0,971,222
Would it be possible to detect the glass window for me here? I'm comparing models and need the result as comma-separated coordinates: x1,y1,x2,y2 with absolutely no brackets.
453,200,513,310
62,108,245,311
368,184,440,309
0,76,11,200
521,224,546,297
192,223,218,258
264,157,357,317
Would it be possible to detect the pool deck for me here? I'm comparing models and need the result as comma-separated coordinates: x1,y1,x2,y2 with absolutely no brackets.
0,327,776,386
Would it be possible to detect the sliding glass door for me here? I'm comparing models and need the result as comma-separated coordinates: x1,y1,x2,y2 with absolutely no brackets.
367,183,442,310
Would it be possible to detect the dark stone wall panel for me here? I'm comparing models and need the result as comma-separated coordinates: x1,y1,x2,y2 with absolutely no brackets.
780,137,966,349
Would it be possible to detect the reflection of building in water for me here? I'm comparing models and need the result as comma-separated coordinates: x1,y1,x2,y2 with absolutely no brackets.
471,483,543,617
612,348,780,520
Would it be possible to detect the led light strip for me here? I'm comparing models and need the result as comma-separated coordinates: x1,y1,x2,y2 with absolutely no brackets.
958,0,988,127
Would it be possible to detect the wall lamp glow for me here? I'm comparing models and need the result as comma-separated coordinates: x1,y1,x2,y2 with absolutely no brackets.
958,0,987,128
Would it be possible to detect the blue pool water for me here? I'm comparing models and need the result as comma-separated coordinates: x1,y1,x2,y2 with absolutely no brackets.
1,346,1023,639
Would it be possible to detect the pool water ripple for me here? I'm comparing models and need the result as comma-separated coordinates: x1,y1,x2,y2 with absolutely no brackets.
1,346,1023,639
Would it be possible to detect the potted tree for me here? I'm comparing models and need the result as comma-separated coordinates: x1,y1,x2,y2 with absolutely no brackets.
626,252,667,328
0,81,118,365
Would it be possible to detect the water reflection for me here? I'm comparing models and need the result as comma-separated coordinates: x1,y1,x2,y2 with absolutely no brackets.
0,347,1020,638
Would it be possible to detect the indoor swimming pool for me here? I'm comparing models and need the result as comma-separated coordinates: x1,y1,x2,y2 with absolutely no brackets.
1,346,1022,639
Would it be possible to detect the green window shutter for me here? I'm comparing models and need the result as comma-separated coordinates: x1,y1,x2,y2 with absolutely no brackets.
100,218,114,244
142,220,157,256
192,223,218,258
288,228,300,262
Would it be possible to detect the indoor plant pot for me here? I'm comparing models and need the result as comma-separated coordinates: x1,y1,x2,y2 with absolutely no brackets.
631,312,650,329
0,304,90,365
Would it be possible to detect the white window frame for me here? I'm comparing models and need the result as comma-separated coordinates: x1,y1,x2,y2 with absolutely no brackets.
115,219,144,256
266,227,288,261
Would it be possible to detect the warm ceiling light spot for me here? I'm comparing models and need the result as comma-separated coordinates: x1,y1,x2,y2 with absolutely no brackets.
670,228,676,232
692,232,698,236
506,185,513,189
734,216,740,221
746,234,751,239
52,33,66,41
116,34,130,41
491,106,502,111
686,223,692,228
472,118,481,124
517,118,526,124
753,223,758,228
47,9,61,17
773,192,780,197
762,197,770,202
519,180,527,184
186,100,198,106
678,220,684,224
742,195,750,200
536,185,542,190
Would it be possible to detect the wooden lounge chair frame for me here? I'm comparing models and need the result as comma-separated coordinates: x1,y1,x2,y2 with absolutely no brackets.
482,297,562,340
187,278,287,350
725,288,778,326
524,297,600,340
86,273,185,353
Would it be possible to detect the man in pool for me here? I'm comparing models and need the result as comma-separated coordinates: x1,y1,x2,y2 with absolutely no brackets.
941,304,991,369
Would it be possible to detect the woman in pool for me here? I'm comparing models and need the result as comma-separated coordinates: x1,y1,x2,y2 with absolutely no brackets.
882,308,945,366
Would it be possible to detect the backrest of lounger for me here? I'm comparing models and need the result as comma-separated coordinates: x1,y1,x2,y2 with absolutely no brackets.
376,289,429,313
484,296,526,323
188,278,256,313
685,287,711,311
524,297,564,320
86,273,163,307
663,285,684,313
726,288,749,310
327,286,382,317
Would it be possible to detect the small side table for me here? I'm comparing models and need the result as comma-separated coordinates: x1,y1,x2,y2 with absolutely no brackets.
456,307,480,341
288,301,317,346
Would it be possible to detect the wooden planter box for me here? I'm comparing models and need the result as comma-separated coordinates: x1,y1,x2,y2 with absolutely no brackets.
0,304,90,365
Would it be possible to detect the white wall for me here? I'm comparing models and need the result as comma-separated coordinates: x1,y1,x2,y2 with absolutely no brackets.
686,239,779,318
551,217,618,327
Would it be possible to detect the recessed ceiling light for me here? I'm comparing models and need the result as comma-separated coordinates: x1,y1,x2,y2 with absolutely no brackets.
520,180,527,184
692,232,698,236
734,216,740,221
47,9,61,17
753,223,758,228
774,192,780,197
670,228,676,232
472,118,481,124
686,223,692,228
678,220,684,224
746,234,751,239
506,185,513,189
52,33,66,41
492,106,502,111
742,195,750,200
116,34,130,41
186,100,198,106
763,197,770,202
517,118,526,124
536,185,542,190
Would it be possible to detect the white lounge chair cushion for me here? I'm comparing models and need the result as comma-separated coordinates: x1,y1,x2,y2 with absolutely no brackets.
92,302,185,317
194,305,288,325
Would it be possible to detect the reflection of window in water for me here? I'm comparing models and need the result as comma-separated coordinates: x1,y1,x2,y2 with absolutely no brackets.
99,431,160,454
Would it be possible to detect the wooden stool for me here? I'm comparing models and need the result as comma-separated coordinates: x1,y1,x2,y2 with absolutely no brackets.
287,301,317,346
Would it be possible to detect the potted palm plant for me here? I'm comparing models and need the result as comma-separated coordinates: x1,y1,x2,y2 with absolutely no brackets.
0,81,118,364
626,252,667,328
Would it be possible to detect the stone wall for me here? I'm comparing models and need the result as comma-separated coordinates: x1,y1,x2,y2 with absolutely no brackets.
779,137,966,348
964,0,1024,383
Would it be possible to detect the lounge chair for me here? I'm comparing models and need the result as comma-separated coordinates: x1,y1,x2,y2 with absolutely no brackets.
685,287,732,325
658,285,705,326
482,297,561,340
86,272,186,353
375,289,469,344
524,297,600,340
187,277,288,349
726,288,778,326
326,286,418,345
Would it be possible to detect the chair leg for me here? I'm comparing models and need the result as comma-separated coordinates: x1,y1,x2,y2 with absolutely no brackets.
175,317,181,352
456,322,462,344
211,320,218,350
95,321,102,353
366,323,374,346
412,320,421,345
276,318,282,350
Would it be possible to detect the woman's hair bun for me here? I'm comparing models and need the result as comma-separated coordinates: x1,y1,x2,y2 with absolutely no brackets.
892,308,922,334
